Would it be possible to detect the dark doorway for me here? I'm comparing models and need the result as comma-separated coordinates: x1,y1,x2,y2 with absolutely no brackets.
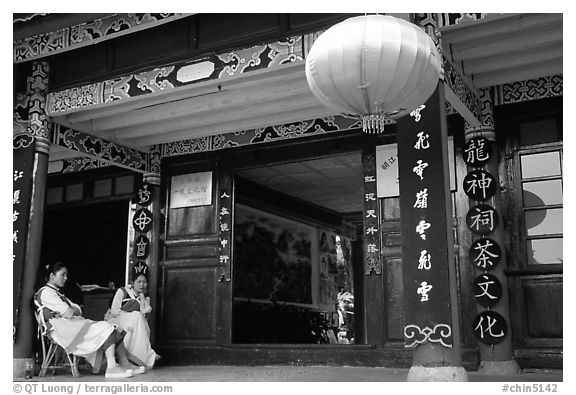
232,152,364,344
39,200,129,318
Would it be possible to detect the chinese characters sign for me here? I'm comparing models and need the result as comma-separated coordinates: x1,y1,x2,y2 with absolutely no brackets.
135,183,153,206
474,274,502,308
473,310,507,345
469,238,501,270
134,234,150,259
131,182,153,282
170,171,212,208
218,173,233,282
397,83,453,349
376,139,456,198
466,204,499,235
463,137,492,167
463,170,497,201
363,152,381,275
13,134,35,338
463,134,508,346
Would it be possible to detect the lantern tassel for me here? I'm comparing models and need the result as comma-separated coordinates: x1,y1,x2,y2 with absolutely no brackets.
362,114,387,134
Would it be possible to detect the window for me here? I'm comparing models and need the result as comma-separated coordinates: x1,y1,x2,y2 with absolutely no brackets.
93,178,113,197
516,119,563,266
65,183,83,202
46,173,136,206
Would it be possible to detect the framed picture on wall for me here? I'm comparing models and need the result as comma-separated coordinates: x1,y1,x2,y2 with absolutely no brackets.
233,204,318,307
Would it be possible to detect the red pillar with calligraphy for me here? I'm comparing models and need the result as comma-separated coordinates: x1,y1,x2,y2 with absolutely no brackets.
13,61,52,378
396,81,467,381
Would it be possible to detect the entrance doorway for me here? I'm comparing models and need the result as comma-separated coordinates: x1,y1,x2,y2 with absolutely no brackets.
232,152,364,344
40,200,130,320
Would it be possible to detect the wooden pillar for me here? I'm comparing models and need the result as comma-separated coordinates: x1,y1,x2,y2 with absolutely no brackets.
463,89,519,375
361,147,385,346
13,61,52,378
142,145,162,344
397,82,467,381
216,162,234,344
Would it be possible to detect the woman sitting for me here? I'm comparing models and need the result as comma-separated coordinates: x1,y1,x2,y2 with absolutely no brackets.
105,265,158,370
35,262,142,378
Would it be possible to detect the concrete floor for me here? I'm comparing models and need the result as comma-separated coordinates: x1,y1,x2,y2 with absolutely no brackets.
17,365,563,382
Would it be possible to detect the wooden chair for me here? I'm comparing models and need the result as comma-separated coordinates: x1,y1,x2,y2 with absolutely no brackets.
34,303,80,378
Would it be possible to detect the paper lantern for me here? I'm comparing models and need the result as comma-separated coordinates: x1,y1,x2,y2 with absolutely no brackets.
305,15,441,134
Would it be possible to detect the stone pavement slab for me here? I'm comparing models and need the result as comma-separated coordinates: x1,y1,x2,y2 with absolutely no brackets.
17,365,563,382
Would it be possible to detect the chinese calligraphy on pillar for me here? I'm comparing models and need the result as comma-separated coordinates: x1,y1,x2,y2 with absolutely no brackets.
474,274,502,308
463,136,507,345
363,151,381,275
464,170,496,202
397,83,453,349
13,134,35,340
218,172,232,282
131,182,154,278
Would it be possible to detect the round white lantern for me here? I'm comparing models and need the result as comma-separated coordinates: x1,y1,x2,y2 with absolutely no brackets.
305,15,441,133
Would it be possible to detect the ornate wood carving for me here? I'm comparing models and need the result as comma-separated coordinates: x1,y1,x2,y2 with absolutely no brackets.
52,124,156,175
14,13,188,63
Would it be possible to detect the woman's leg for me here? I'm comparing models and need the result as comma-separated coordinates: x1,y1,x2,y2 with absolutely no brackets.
115,341,130,365
100,329,133,378
116,340,146,374
104,344,118,368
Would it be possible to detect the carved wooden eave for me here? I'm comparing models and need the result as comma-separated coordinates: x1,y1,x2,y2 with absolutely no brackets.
13,13,191,63
51,124,157,175
15,13,563,174
439,13,563,89
44,33,335,150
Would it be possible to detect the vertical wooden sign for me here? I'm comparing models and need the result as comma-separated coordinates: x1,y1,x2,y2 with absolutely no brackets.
13,135,35,339
397,83,454,349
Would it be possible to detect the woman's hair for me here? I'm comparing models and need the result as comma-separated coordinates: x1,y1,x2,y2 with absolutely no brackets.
43,261,67,283
131,272,148,283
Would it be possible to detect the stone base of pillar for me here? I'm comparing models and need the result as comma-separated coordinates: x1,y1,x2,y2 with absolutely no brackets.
478,360,521,375
13,358,34,379
407,366,469,382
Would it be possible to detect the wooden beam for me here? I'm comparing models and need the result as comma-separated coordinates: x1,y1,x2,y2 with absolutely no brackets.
88,77,312,133
442,61,481,127
444,85,480,127
107,90,318,140
450,24,562,62
463,43,562,75
120,104,335,147
51,124,157,175
65,62,306,123
440,13,562,45
473,61,563,89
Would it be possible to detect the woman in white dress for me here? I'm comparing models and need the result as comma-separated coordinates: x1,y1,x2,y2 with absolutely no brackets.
105,267,158,369
35,262,142,378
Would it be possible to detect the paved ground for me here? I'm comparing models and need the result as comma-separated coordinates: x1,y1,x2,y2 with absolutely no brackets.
18,365,563,382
